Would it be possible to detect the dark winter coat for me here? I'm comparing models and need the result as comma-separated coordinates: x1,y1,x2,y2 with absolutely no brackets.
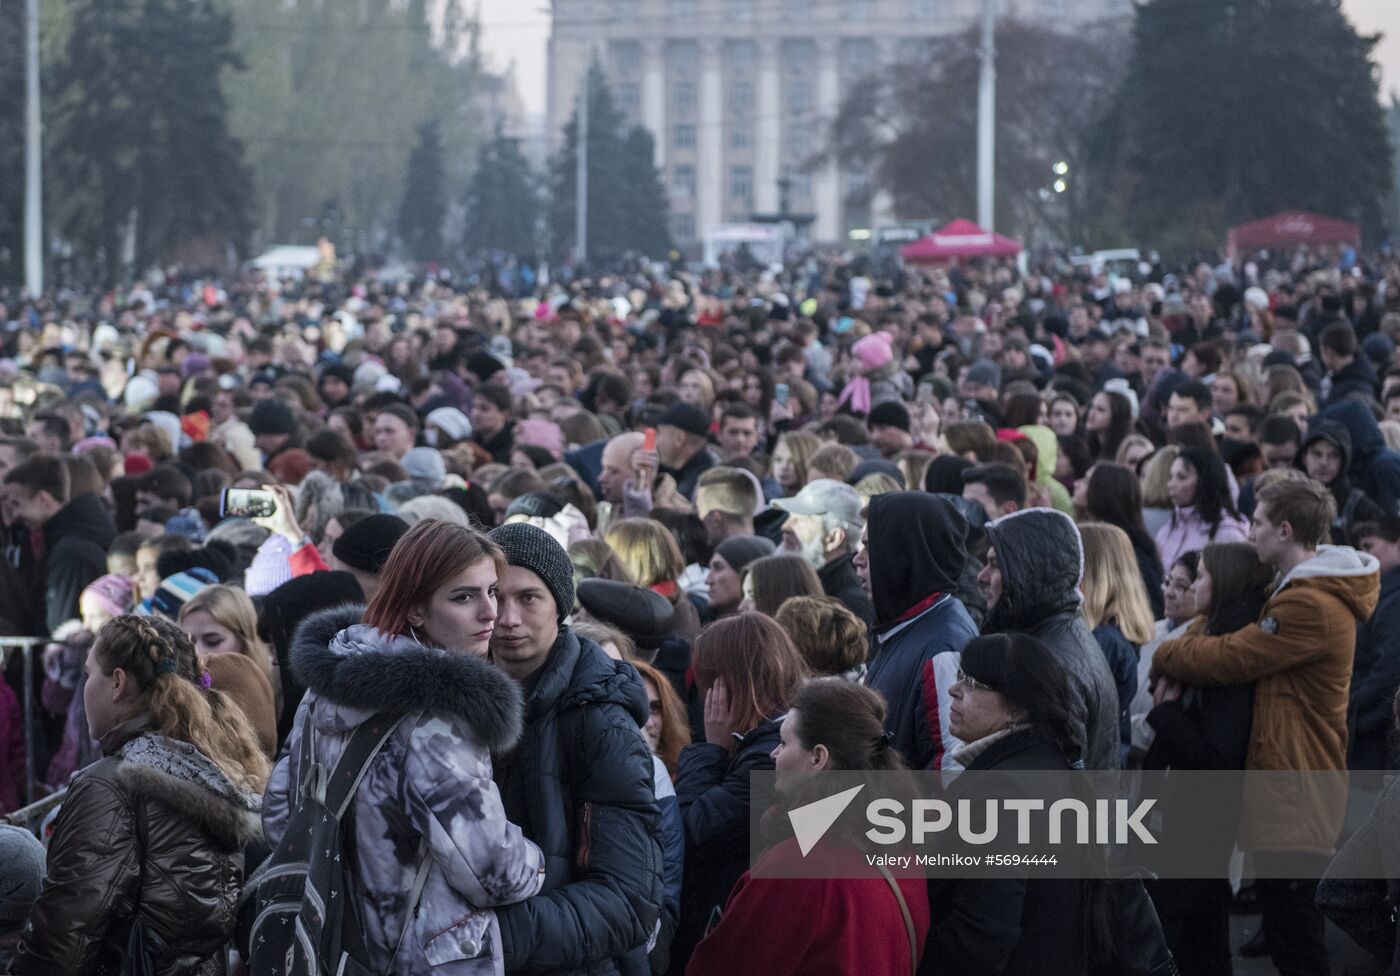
818,553,875,628
983,509,1122,770
1350,566,1400,770
11,716,262,976
922,728,1089,976
1317,400,1400,516
1322,355,1378,407
492,626,665,976
1091,623,1139,759
41,492,116,634
1317,777,1400,968
265,606,545,975
670,718,782,974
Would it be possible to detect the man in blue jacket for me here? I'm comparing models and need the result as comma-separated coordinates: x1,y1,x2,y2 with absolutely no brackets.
854,492,978,770
488,523,664,975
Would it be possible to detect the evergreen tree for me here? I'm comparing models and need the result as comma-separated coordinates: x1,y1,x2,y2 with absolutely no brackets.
399,121,446,261
549,62,670,262
224,0,484,250
50,0,252,281
464,130,539,255
1101,0,1394,252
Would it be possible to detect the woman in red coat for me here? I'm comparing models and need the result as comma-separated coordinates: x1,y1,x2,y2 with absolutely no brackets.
686,679,929,976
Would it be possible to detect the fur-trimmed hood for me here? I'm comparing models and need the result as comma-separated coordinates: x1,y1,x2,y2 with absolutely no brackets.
290,604,524,753
110,728,263,849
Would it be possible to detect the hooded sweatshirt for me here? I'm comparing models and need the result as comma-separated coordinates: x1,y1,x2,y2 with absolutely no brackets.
1316,399,1400,516
862,493,979,770
982,509,1122,770
1016,425,1074,516
1154,546,1380,854
1299,419,1385,544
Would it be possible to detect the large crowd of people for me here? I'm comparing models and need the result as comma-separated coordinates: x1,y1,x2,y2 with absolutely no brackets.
2,246,1400,974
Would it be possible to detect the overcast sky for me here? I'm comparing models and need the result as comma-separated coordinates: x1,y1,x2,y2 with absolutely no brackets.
474,0,1400,117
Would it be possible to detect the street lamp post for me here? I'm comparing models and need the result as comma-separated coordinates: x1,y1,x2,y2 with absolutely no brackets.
24,0,42,295
976,0,996,232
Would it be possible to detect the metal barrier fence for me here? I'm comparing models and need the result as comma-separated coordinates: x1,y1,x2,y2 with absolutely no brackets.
1,636,47,809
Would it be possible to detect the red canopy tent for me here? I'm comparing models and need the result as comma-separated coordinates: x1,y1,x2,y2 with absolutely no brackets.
901,219,1023,263
1226,210,1360,258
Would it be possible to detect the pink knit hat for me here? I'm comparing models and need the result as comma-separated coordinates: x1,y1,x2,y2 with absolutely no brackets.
81,574,135,620
851,332,894,372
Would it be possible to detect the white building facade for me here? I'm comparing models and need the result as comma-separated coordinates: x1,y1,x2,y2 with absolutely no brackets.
547,0,1131,252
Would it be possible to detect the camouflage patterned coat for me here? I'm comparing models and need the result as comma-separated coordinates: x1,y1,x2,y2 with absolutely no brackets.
263,606,545,976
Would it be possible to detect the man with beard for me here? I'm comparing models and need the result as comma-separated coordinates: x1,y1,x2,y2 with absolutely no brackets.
772,479,873,627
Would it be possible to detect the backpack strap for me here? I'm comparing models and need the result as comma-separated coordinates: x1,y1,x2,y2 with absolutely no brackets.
391,838,434,960
326,710,409,818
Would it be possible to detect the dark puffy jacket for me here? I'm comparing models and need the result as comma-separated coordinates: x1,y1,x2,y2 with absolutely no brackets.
670,718,782,974
42,492,116,634
1350,566,1400,770
493,627,664,976
12,717,262,976
983,509,1121,770
1316,400,1400,515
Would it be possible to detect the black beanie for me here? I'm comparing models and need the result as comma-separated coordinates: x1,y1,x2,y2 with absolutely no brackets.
332,514,410,573
577,579,675,650
248,398,296,436
714,535,776,574
867,400,911,433
489,522,575,623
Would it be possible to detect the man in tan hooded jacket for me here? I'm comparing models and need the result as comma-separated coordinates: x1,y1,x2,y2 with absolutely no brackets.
1153,476,1379,976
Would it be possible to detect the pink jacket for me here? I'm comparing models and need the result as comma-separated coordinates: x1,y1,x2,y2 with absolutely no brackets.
1155,505,1249,574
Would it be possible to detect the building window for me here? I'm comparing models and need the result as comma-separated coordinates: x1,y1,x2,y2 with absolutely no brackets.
726,0,753,20
729,81,753,114
912,0,940,16
673,124,697,150
671,214,696,241
613,42,641,77
671,0,696,18
730,126,752,150
730,165,753,201
848,0,872,19
612,0,640,18
673,81,696,112
782,165,811,199
616,83,640,116
673,165,696,200
788,123,812,159
786,79,811,113
786,0,811,17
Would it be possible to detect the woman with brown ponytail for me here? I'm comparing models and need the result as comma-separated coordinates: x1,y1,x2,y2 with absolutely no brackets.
10,614,267,976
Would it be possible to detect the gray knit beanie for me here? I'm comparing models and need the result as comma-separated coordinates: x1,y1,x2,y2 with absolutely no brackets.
489,522,576,623
0,824,45,928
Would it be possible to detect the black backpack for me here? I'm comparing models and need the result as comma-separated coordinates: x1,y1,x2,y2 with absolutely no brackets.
247,709,430,976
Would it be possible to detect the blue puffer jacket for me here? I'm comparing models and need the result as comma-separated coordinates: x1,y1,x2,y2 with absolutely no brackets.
493,627,665,976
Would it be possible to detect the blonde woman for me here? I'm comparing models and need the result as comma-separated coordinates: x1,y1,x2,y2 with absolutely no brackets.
180,584,282,714
604,518,701,641
1138,444,1179,538
1079,522,1156,766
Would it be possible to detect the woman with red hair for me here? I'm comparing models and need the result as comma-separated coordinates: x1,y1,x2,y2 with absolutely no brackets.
262,519,545,975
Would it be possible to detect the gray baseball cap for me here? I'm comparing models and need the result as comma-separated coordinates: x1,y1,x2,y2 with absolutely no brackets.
772,479,864,526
